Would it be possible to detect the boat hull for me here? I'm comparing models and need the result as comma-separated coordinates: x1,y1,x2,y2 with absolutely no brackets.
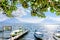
8,30,28,40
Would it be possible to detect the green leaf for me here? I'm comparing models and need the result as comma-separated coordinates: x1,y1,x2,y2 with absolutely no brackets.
31,10,37,16
5,10,12,17
50,7,55,13
0,0,5,2
22,1,28,8
56,11,60,16
0,0,60,18
26,0,30,2
19,0,24,4
37,12,46,18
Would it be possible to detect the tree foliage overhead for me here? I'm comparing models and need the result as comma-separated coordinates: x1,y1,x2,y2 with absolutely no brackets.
0,0,60,18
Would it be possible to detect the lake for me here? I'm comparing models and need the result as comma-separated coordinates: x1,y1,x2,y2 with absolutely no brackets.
0,23,60,40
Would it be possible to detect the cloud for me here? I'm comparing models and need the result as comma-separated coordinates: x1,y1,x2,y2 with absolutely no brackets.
0,11,9,22
0,6,30,22
12,7,27,17
41,16,60,24
49,16,60,21
0,5,60,24
15,16,60,23
16,17,45,23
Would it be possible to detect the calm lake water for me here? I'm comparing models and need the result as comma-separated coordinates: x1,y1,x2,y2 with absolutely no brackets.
0,23,60,40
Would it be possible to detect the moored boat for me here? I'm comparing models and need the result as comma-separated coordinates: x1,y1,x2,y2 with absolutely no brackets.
53,32,60,40
8,27,29,40
34,30,44,40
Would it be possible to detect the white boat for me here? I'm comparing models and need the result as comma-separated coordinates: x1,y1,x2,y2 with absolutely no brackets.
8,28,28,40
53,32,60,40
34,31,44,40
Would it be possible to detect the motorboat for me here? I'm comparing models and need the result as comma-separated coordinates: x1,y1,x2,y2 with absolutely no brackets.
53,32,60,40
34,30,44,40
8,27,29,40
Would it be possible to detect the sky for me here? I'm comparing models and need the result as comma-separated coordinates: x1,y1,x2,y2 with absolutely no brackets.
0,4,60,24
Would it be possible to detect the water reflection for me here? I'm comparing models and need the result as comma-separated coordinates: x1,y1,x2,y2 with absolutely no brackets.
44,24,59,40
